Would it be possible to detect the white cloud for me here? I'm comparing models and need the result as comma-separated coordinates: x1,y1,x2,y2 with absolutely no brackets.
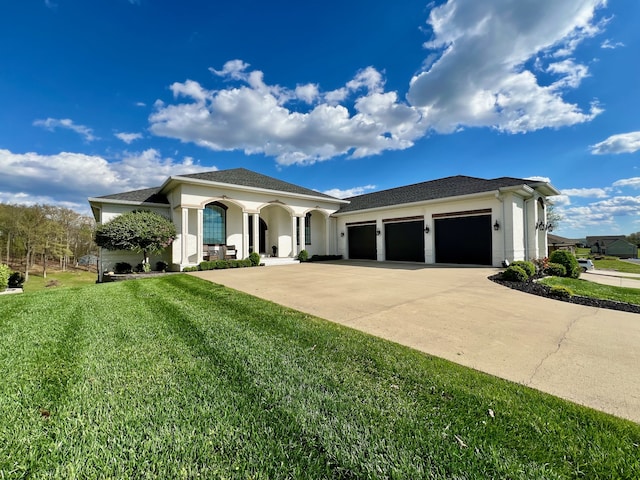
148,1,610,166
33,117,97,142
562,187,609,198
591,131,640,154
135,101,147,107
601,39,624,49
613,177,640,189
407,0,605,133
548,194,570,206
323,185,377,199
0,148,207,208
115,132,143,144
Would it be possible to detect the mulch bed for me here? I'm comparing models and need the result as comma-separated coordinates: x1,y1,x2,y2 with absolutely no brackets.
489,274,640,315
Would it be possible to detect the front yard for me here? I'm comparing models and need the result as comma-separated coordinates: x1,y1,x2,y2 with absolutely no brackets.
1,275,638,479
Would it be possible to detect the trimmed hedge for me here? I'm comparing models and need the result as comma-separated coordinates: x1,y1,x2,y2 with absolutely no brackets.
511,260,536,278
544,262,566,277
502,265,528,282
549,251,580,279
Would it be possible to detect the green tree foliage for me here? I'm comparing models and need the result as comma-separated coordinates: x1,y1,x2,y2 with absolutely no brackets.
94,210,177,265
0,264,10,291
627,232,640,247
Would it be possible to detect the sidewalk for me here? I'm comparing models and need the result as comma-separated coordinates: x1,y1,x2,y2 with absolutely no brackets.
582,269,640,288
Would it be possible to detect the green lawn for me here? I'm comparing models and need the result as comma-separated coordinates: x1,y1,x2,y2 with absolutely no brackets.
21,269,97,293
593,258,640,274
1,276,638,479
540,276,640,305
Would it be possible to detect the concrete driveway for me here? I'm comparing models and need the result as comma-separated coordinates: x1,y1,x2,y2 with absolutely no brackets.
192,261,640,423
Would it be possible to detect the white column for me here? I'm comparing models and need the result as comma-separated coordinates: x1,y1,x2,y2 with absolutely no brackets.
197,208,203,263
298,215,306,253
252,213,260,255
242,211,249,259
181,207,189,265
325,216,331,255
291,215,298,257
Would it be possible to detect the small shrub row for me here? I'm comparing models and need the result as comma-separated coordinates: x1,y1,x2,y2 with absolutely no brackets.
184,258,254,272
113,261,169,274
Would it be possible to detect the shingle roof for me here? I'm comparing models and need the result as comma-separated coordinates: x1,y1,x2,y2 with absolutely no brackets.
93,187,169,204
178,168,339,200
337,175,538,213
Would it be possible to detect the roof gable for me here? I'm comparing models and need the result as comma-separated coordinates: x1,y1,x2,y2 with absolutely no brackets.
174,168,339,200
337,175,545,213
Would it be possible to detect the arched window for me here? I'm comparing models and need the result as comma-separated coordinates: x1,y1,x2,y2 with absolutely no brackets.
203,202,227,245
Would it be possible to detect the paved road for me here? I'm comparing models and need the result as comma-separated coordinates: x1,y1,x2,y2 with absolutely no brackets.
193,261,640,423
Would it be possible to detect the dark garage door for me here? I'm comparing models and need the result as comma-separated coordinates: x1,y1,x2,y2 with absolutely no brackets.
348,224,377,260
435,215,492,265
385,220,425,262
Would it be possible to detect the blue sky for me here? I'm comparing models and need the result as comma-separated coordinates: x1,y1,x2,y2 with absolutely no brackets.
1,0,639,239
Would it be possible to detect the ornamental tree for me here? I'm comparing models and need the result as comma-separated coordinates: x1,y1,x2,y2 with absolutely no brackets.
94,210,176,268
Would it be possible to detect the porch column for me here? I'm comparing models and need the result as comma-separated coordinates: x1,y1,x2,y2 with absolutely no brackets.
196,208,204,263
291,215,298,257
298,215,305,254
181,207,189,265
242,211,249,259
325,216,331,255
252,213,260,255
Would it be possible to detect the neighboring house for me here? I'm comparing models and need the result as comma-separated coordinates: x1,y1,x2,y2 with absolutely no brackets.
586,236,638,259
88,168,559,279
547,234,577,256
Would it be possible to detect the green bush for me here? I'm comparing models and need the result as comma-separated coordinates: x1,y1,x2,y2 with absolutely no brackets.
0,264,11,291
8,271,25,288
249,252,260,266
502,265,528,282
155,261,169,272
511,260,536,277
549,285,574,298
114,262,132,274
544,262,566,277
197,259,254,271
182,266,199,272
297,249,309,262
549,251,580,279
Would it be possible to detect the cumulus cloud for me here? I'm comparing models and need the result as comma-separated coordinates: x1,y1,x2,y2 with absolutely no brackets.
0,148,207,207
562,187,609,198
591,131,640,154
115,132,143,144
407,0,605,133
33,117,97,142
322,185,377,199
613,177,640,189
148,1,608,166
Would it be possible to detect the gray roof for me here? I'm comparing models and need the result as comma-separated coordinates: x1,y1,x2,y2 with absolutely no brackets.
337,175,542,213
92,168,340,205
177,168,339,200
93,187,169,204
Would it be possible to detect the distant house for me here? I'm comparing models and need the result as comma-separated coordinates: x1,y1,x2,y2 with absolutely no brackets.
88,168,560,279
547,234,577,256
586,236,638,259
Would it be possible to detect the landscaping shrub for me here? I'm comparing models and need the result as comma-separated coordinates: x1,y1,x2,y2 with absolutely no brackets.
249,252,260,266
544,262,567,277
8,271,25,288
549,285,574,298
511,260,536,278
297,249,309,262
532,257,549,274
197,259,253,271
502,265,528,282
155,261,169,272
0,264,10,291
114,262,132,274
549,250,580,279
182,266,199,272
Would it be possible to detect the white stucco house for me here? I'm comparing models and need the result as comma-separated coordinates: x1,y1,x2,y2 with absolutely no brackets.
88,168,559,279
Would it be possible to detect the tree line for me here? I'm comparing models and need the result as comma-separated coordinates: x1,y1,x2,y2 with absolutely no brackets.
0,203,96,281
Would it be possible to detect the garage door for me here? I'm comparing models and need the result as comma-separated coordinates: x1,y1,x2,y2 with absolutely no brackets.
434,215,492,265
385,220,425,262
348,224,377,260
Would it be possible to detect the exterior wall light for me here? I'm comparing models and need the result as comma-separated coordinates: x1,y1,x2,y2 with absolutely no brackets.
376,229,381,236
424,226,430,234
340,232,345,237
493,220,500,231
